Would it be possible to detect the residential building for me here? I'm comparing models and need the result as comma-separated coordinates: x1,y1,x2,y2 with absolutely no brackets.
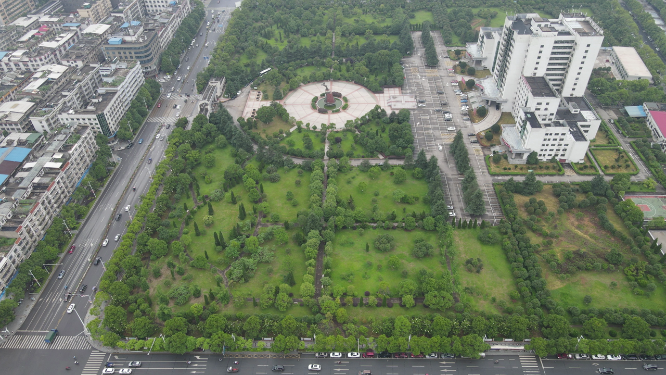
467,27,503,71
77,0,112,24
0,126,97,291
59,23,113,68
610,46,652,83
644,102,666,150
471,13,604,110
27,1,64,17
111,0,146,22
152,0,191,52
0,71,33,104
58,61,143,136
0,0,36,26
0,26,82,72
101,22,160,75
143,0,174,13
31,65,101,133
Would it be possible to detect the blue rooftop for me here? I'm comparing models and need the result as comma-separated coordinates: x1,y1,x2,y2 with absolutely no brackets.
120,22,129,28
108,37,122,45
62,23,80,27
0,175,8,187
0,52,9,60
130,21,141,26
625,106,647,118
5,148,30,162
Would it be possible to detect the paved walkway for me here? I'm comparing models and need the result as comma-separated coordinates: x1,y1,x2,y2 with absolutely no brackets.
473,104,502,133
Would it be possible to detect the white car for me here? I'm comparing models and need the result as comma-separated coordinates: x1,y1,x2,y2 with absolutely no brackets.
103,369,115,374
347,352,360,358
67,303,75,313
330,352,342,358
447,127,456,131
125,205,130,212
177,77,182,81
606,355,621,360
575,354,589,360
427,353,439,359
308,364,321,372
119,370,132,375
114,234,120,241
592,354,606,360
102,239,109,247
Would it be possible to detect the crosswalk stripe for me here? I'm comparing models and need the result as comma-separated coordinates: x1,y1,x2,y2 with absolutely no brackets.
0,334,91,350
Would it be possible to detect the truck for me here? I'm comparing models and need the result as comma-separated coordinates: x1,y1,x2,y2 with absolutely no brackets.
44,329,58,344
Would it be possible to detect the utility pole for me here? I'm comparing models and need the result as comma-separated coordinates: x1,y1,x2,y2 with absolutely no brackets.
27,270,41,287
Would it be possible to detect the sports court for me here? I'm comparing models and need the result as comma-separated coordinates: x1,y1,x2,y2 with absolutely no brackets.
626,195,666,219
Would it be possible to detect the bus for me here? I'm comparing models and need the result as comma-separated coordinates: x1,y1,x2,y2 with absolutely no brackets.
259,68,272,76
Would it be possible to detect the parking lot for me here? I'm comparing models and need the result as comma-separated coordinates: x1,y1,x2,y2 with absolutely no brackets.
402,31,503,223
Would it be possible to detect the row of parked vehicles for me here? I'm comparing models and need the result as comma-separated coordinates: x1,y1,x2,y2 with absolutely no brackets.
315,351,460,359
559,353,666,360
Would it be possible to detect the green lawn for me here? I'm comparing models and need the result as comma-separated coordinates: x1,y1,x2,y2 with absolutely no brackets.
331,229,441,296
192,147,237,198
590,127,613,146
263,168,311,222
280,129,326,152
255,117,293,138
335,168,430,219
454,228,517,314
231,227,307,299
546,268,666,311
590,148,638,174
410,10,434,25
571,155,600,175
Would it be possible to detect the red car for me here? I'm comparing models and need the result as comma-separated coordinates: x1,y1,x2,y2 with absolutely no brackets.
362,350,374,358
68,245,75,254
557,353,572,359
157,102,161,108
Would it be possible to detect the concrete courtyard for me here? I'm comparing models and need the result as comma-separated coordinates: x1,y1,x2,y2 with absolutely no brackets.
241,80,406,129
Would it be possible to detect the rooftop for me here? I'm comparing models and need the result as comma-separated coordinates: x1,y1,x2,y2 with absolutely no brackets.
82,24,111,34
524,112,541,128
649,110,666,138
0,101,36,121
524,76,557,98
612,46,652,78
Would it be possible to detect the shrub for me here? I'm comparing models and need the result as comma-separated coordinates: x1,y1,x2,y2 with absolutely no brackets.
373,234,396,252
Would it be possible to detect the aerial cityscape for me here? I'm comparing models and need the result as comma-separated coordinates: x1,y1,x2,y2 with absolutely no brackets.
2,0,666,374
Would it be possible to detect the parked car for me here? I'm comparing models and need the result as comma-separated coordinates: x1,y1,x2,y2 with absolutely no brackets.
441,353,455,359
272,365,285,372
557,353,572,359
411,353,425,358
640,355,654,361
348,352,360,358
378,352,391,358
308,364,321,372
128,362,141,368
315,353,328,358
574,354,589,360
592,355,606,360
607,355,622,361
330,353,342,358
597,368,614,374
67,303,75,313
362,350,374,358
393,353,408,359
447,127,456,131
624,354,639,360
58,270,65,279
427,353,438,359
437,91,444,94
468,133,476,136
103,369,115,375
470,140,478,143
69,245,75,254
643,364,658,371
449,211,456,217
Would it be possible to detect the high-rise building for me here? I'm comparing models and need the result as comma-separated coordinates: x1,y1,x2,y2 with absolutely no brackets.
0,0,36,26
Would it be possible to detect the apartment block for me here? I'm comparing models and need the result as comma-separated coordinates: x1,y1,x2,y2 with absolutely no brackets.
0,0,36,26
77,0,112,24
58,61,144,136
0,126,98,291
610,46,652,82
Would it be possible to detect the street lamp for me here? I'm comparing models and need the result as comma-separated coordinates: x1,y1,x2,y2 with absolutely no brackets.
148,334,165,355
72,307,89,336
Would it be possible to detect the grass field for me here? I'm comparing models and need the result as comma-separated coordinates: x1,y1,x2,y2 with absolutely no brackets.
571,155,600,175
487,157,562,175
454,228,517,314
546,267,666,311
255,117,293,138
230,227,307,299
331,229,441,295
335,168,430,219
590,127,613,146
262,168,311,221
410,10,434,25
192,147,237,198
590,148,638,174
497,112,515,125
280,130,326,152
